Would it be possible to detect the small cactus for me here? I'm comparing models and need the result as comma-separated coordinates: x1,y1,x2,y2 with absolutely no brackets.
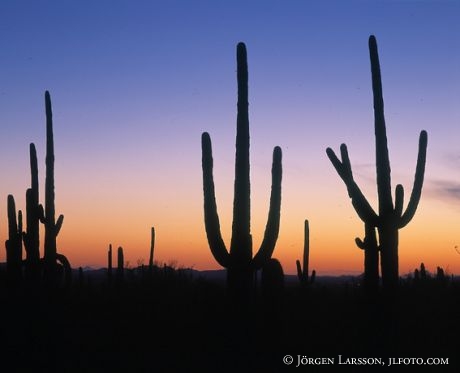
296,220,315,286
149,226,155,272
117,246,124,281
108,244,113,283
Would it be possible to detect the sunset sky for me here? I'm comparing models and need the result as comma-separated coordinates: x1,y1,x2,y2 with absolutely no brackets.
0,1,459,276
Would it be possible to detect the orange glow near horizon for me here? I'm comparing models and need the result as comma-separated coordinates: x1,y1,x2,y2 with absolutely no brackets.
1,189,454,279
1,156,459,278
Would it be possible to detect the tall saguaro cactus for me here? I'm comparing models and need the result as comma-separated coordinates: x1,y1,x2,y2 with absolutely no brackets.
41,91,71,286
326,35,427,290
201,42,282,297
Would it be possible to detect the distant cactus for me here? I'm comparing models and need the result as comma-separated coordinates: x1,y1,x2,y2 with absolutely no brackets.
149,226,155,272
40,91,71,287
296,220,315,286
355,223,379,292
326,35,427,290
420,262,427,281
436,266,445,282
108,244,113,282
117,246,124,281
201,42,282,298
5,195,23,286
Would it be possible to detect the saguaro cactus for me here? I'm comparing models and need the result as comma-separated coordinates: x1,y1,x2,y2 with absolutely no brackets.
117,246,124,281
108,244,113,282
5,195,23,286
201,42,282,297
296,219,315,286
149,226,155,271
23,143,41,283
41,91,71,287
326,35,427,290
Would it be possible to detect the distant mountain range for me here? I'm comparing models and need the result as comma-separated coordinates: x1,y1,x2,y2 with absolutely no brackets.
2,262,457,286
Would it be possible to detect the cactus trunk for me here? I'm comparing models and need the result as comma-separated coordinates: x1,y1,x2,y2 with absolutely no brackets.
43,91,57,281
41,91,70,287
379,223,399,289
356,223,379,292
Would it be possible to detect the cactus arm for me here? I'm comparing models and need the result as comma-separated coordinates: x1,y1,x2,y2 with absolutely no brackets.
201,132,230,267
24,143,41,261
56,253,72,289
23,189,32,253
394,184,404,219
355,237,365,250
296,259,303,281
38,204,45,223
326,146,378,225
399,130,428,228
252,146,282,270
56,214,64,236
7,195,19,241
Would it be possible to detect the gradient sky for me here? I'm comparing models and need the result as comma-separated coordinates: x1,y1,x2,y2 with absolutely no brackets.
0,0,459,276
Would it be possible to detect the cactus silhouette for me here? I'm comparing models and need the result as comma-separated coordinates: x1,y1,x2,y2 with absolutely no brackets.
201,42,282,298
23,143,41,283
40,91,71,287
149,226,155,272
420,262,427,281
117,246,124,281
5,195,23,286
296,220,315,286
355,223,379,292
108,244,113,283
326,35,427,290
